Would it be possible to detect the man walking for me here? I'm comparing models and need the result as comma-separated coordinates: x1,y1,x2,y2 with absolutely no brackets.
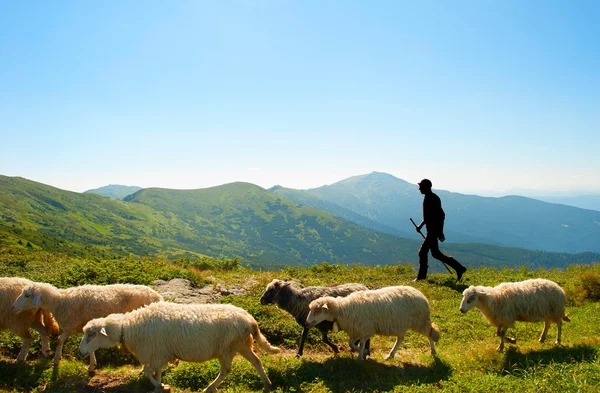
414,178,466,281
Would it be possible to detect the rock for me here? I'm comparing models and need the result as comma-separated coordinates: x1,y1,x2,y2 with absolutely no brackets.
151,278,251,304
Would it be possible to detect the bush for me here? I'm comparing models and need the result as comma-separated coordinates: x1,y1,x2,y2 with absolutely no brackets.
578,271,600,301
176,255,240,271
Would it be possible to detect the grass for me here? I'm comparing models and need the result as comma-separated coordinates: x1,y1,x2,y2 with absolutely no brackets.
0,256,599,392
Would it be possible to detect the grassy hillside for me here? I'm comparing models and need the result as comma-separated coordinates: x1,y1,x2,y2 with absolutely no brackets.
123,182,422,266
0,249,598,392
2,175,599,270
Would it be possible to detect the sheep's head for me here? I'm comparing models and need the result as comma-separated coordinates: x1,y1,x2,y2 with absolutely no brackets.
260,279,280,305
459,286,488,314
260,279,301,305
306,297,335,327
12,285,41,313
80,318,117,356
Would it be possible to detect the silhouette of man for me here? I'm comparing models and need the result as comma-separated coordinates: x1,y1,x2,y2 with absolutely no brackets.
414,179,466,281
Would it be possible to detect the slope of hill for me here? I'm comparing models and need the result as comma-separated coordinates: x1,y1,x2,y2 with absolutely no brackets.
0,175,420,266
271,172,600,254
1,175,598,269
122,182,420,266
84,184,142,199
0,176,178,257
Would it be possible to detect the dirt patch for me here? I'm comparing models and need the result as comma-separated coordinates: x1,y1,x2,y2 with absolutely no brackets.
151,278,255,304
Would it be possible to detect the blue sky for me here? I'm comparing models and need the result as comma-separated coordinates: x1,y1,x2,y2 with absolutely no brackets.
1,0,598,195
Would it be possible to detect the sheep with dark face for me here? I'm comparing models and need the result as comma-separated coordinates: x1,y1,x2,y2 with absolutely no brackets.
260,279,369,357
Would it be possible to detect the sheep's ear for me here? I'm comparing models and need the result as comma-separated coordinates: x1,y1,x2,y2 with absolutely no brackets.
100,327,108,337
32,292,42,307
322,303,329,310
477,291,489,298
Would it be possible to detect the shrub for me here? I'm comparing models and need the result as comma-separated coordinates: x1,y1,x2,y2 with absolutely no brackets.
578,271,600,301
176,255,240,271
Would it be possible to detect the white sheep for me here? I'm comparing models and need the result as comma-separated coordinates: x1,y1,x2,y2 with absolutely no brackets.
259,279,369,357
12,282,163,370
79,301,281,393
0,277,59,361
306,285,440,361
459,278,570,351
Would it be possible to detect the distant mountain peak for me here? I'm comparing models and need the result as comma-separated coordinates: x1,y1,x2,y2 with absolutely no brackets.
85,184,142,200
336,171,411,185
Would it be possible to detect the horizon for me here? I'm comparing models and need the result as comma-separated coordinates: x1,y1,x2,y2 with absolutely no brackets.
2,1,599,196
7,171,600,202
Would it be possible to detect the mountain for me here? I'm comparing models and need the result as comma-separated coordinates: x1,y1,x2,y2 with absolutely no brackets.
270,172,600,254
85,184,142,199
2,175,598,269
526,194,600,212
0,175,421,266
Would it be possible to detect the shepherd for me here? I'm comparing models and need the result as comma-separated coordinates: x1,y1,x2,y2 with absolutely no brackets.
413,178,466,281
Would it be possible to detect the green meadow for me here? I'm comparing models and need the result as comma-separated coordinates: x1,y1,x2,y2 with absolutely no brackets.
0,250,598,392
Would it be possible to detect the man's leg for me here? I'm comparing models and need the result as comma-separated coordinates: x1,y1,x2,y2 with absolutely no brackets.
416,237,431,280
430,241,466,280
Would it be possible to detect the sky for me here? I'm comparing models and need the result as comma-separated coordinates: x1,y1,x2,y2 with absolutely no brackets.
1,0,599,196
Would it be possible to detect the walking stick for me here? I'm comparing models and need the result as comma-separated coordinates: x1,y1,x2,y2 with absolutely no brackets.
410,218,452,274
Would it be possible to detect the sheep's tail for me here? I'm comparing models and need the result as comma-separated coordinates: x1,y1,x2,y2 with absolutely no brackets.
37,309,60,337
562,315,571,322
251,321,281,354
429,323,440,343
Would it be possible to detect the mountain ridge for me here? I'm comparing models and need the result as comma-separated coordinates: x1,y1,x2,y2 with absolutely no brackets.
2,174,599,270
271,172,600,254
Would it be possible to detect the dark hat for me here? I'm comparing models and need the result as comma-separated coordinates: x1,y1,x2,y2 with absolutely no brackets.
418,178,432,188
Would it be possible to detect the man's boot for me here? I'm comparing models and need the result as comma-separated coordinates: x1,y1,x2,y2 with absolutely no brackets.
414,263,428,281
446,257,466,281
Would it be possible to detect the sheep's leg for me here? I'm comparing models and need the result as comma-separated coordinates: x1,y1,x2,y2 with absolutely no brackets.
539,321,550,343
356,338,369,361
428,336,437,356
320,330,340,354
32,317,52,357
154,369,168,392
204,355,233,393
497,327,506,352
358,338,371,359
88,351,97,372
53,332,69,366
385,335,404,360
39,333,51,357
142,365,163,393
496,328,517,351
16,337,32,362
555,321,563,345
348,337,360,353
296,326,309,357
238,344,273,392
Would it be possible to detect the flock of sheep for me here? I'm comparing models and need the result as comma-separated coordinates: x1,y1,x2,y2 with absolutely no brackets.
0,276,570,392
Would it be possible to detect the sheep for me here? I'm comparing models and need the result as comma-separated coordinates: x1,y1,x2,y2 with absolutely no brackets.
260,279,370,357
306,285,440,361
0,277,59,361
79,301,280,393
12,282,163,370
459,278,570,352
